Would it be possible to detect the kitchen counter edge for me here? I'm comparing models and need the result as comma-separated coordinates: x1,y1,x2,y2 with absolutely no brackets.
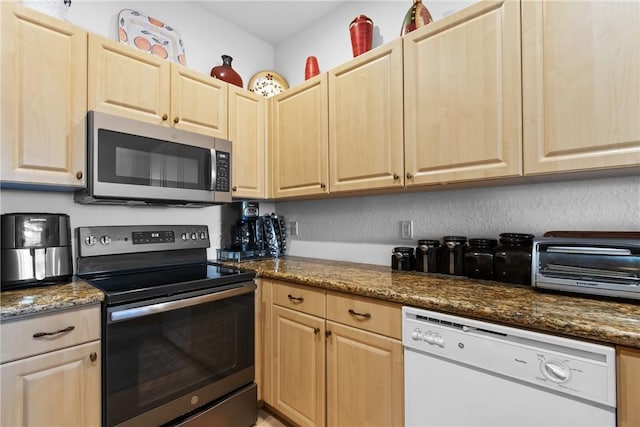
1,279,104,321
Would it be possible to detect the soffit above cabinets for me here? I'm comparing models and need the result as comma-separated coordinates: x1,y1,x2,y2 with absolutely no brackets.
196,1,347,45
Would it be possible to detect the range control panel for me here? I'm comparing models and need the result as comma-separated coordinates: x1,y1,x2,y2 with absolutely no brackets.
77,225,209,257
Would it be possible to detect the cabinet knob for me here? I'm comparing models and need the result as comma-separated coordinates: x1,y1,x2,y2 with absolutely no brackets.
75,171,83,180
173,117,180,124
162,114,168,121
232,186,237,192
313,327,321,334
320,183,326,189
89,352,97,362
406,172,413,179
325,330,332,338
393,173,399,180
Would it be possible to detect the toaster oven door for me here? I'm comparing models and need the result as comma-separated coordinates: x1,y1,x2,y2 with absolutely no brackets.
534,241,640,297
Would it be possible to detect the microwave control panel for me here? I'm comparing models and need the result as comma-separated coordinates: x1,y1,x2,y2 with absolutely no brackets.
215,151,230,192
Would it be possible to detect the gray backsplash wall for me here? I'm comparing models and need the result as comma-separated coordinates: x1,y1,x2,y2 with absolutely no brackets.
275,176,640,265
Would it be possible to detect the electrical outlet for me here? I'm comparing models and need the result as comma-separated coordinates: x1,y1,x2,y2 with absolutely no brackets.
289,221,299,236
400,220,413,240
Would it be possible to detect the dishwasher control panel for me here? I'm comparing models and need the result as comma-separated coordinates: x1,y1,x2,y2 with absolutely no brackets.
402,307,617,408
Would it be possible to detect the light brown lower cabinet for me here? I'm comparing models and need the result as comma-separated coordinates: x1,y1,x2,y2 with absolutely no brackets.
0,305,101,427
617,346,640,427
261,279,403,427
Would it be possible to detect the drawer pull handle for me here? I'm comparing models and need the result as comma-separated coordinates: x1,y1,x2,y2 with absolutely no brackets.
90,352,97,362
287,294,304,303
348,309,371,319
33,325,75,338
313,327,320,334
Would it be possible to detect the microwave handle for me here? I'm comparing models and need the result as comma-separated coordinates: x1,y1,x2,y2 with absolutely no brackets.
210,149,217,191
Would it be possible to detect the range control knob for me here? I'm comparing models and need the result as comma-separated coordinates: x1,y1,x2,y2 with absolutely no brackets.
190,233,197,240
84,235,96,246
100,235,111,245
181,233,188,241
199,232,207,240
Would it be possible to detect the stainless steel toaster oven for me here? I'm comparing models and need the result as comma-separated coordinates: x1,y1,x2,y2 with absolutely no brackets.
532,237,640,300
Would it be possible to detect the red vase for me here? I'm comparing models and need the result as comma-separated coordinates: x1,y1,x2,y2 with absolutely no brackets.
305,56,320,80
349,15,373,57
210,55,243,87
400,0,433,36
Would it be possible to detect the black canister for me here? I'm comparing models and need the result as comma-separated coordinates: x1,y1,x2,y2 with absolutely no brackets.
464,238,498,280
438,236,467,275
392,247,415,271
415,240,440,273
494,233,535,285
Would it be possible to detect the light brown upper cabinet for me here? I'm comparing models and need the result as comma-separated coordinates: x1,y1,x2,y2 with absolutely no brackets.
328,39,404,193
522,1,640,175
1,3,87,188
271,73,329,199
229,85,267,199
403,0,522,186
88,34,228,138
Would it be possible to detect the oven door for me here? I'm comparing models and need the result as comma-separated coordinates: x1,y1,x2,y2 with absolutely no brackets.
103,282,255,427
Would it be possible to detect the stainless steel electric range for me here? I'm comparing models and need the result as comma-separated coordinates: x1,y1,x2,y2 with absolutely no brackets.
76,225,256,427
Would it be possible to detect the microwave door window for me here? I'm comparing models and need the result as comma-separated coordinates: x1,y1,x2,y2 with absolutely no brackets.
98,129,211,190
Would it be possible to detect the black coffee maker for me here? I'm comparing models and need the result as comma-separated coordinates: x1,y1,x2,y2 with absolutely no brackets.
234,202,264,251
219,202,287,261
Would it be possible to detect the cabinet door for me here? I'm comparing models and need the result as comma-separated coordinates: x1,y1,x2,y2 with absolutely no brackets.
329,39,404,193
88,34,170,125
617,346,640,427
522,1,640,174
1,340,101,427
171,64,228,138
326,321,403,427
271,74,329,198
272,305,325,427
403,0,522,186
229,85,267,199
1,3,86,187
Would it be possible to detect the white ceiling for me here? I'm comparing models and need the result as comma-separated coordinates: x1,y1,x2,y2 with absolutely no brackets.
197,1,348,45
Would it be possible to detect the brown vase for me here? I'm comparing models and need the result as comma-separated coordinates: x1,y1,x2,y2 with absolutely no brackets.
349,15,373,57
400,0,433,36
210,55,243,87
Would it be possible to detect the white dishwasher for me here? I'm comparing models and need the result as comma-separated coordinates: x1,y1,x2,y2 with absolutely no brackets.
403,307,616,427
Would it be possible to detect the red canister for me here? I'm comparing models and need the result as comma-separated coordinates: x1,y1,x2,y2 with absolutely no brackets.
349,15,373,57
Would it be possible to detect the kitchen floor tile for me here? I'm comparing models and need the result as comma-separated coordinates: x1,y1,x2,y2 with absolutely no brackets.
256,408,290,427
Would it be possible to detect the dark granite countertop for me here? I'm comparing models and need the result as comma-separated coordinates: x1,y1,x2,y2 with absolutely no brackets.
0,279,104,321
219,256,640,349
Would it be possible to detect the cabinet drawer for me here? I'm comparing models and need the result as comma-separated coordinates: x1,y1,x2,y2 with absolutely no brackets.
272,281,325,318
326,291,401,339
1,305,101,364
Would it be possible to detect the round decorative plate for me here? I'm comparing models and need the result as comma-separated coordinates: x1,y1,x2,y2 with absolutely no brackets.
248,71,289,98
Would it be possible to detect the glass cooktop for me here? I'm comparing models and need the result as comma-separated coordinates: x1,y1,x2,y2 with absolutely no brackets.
83,262,255,305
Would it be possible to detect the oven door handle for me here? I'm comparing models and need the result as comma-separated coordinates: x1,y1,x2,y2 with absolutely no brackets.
109,282,256,323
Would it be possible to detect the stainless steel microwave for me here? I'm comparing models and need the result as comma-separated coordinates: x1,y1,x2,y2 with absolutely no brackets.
75,111,232,206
